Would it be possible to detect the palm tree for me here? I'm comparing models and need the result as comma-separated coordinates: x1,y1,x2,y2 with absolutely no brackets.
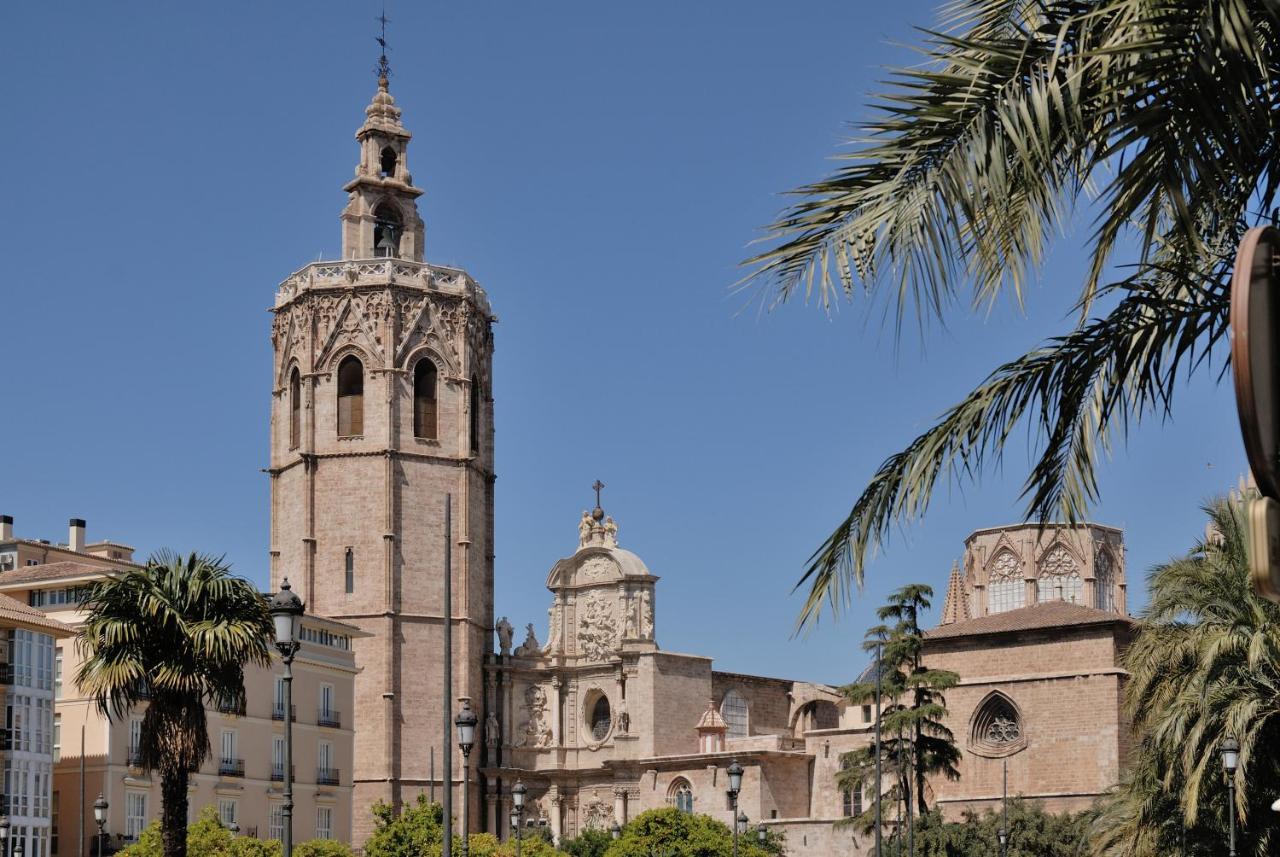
1090,497,1280,856
76,551,273,857
740,0,1280,625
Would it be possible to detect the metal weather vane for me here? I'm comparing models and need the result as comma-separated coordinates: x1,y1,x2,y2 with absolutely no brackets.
375,7,392,80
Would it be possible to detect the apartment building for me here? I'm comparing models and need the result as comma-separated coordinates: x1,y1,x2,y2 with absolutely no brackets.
0,517,366,854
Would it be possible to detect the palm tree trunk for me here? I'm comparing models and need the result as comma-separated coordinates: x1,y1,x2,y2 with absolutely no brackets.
160,767,189,857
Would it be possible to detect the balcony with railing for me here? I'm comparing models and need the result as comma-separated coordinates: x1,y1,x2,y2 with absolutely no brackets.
317,708,341,729
216,698,246,717
271,703,296,722
269,763,295,783
218,758,245,778
316,767,340,786
127,749,144,768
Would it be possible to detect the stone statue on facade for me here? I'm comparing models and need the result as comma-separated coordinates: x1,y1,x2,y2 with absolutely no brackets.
623,592,638,639
578,511,594,547
616,700,630,734
496,616,514,655
603,516,618,547
514,623,541,657
543,603,563,654
516,684,553,748
640,589,654,639
485,710,501,748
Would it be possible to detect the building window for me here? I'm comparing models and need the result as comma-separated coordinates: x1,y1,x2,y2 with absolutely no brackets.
53,649,61,699
469,375,480,455
272,735,286,781
52,714,59,764
721,690,748,738
344,548,354,595
667,779,693,814
840,759,861,817
588,694,611,741
268,803,285,841
219,730,239,776
289,368,302,450
986,549,1024,614
218,799,238,828
970,692,1026,757
1037,545,1083,604
50,792,58,855
861,704,872,724
1095,548,1115,612
318,741,336,784
337,356,364,437
316,807,333,840
413,359,437,439
125,792,147,841
128,718,143,765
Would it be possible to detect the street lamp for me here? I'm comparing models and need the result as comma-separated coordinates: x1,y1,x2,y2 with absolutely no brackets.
269,578,304,857
611,822,621,840
1,814,10,857
756,824,766,849
511,780,527,857
455,698,478,857
94,793,108,857
1221,736,1240,857
726,760,743,857
997,828,1007,851
735,813,748,837
229,822,240,838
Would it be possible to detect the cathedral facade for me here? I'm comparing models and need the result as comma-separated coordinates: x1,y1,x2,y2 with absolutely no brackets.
268,73,1136,854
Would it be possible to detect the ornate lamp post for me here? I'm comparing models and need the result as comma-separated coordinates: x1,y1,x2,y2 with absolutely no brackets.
11,838,20,857
455,699,478,857
511,780,526,857
1222,736,1240,857
94,794,108,857
269,579,304,857
726,761,744,857
735,813,748,838
756,824,766,850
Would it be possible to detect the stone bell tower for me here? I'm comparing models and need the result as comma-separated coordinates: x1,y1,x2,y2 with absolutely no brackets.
268,67,496,843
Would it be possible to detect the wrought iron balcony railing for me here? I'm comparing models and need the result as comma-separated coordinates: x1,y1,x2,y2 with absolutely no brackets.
218,758,245,778
317,709,341,729
271,703,296,722
316,767,340,786
269,763,295,783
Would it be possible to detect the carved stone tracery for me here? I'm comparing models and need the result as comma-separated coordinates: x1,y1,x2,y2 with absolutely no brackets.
577,592,618,662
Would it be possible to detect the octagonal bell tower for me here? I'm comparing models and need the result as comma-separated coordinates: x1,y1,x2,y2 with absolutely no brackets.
268,70,496,843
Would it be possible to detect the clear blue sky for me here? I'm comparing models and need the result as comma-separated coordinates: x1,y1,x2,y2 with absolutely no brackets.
0,1,1243,683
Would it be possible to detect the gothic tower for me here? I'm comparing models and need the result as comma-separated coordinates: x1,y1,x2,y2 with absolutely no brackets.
268,71,495,843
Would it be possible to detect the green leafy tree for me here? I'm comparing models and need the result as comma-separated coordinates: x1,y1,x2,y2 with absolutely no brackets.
876,801,1090,856
292,841,355,857
1090,496,1280,856
560,828,612,857
739,0,1280,626
77,553,273,857
119,806,349,857
603,808,770,857
839,584,960,832
362,795,556,857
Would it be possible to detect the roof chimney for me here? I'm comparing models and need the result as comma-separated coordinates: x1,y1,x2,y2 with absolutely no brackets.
69,518,86,553
0,516,12,542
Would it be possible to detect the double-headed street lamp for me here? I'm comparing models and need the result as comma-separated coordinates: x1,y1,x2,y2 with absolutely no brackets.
511,780,527,857
455,699,478,857
726,760,743,857
1222,736,1240,857
269,579,305,857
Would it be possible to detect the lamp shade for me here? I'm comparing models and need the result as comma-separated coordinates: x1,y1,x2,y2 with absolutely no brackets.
512,779,527,809
611,822,621,840
93,793,108,824
997,828,1007,844
0,816,10,838
509,809,520,831
727,760,744,794
736,812,748,835
269,578,305,647
1221,736,1240,773
757,825,766,844
455,698,478,753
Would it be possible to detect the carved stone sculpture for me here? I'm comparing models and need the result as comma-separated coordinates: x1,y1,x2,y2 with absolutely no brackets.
543,603,563,654
485,711,500,748
639,589,654,639
603,516,618,547
496,616,514,655
577,592,618,662
515,685,553,748
578,511,594,547
623,592,638,639
582,799,615,831
514,623,541,657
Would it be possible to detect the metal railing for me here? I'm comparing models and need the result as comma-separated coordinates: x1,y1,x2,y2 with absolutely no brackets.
218,758,245,778
317,709,341,729
271,703,296,722
316,767,340,786
216,698,246,716
269,763,295,783
127,749,144,767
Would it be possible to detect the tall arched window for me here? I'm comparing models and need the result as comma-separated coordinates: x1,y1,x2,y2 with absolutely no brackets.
469,375,481,455
288,368,301,450
666,779,693,814
413,359,438,439
373,203,402,258
721,690,748,739
1038,545,1083,604
987,550,1024,614
1095,548,1115,612
337,356,364,437
379,146,397,178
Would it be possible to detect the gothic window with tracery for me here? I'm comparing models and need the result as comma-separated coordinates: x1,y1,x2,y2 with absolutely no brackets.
721,690,748,739
1095,548,1115,612
971,692,1025,755
288,368,301,450
667,779,693,814
987,550,1024,615
337,356,364,437
413,359,437,440
1037,545,1083,604
590,695,612,741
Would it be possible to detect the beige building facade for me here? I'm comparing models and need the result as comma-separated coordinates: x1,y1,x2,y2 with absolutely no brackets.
0,518,364,856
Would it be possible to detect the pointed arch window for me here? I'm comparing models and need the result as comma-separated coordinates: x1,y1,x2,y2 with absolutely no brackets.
413,359,438,440
373,203,402,258
469,375,481,455
720,690,748,739
1095,548,1115,612
379,146,397,178
970,692,1026,757
986,550,1024,615
666,779,693,814
1038,545,1083,604
288,368,301,450
337,356,364,437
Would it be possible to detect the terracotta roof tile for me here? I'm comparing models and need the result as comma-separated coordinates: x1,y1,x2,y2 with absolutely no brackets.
0,594,75,636
0,561,120,586
925,600,1133,641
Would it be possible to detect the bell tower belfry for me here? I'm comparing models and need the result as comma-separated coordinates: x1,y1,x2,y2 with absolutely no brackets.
268,65,496,845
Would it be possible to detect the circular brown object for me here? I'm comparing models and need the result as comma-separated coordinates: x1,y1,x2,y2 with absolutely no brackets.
1232,226,1280,500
